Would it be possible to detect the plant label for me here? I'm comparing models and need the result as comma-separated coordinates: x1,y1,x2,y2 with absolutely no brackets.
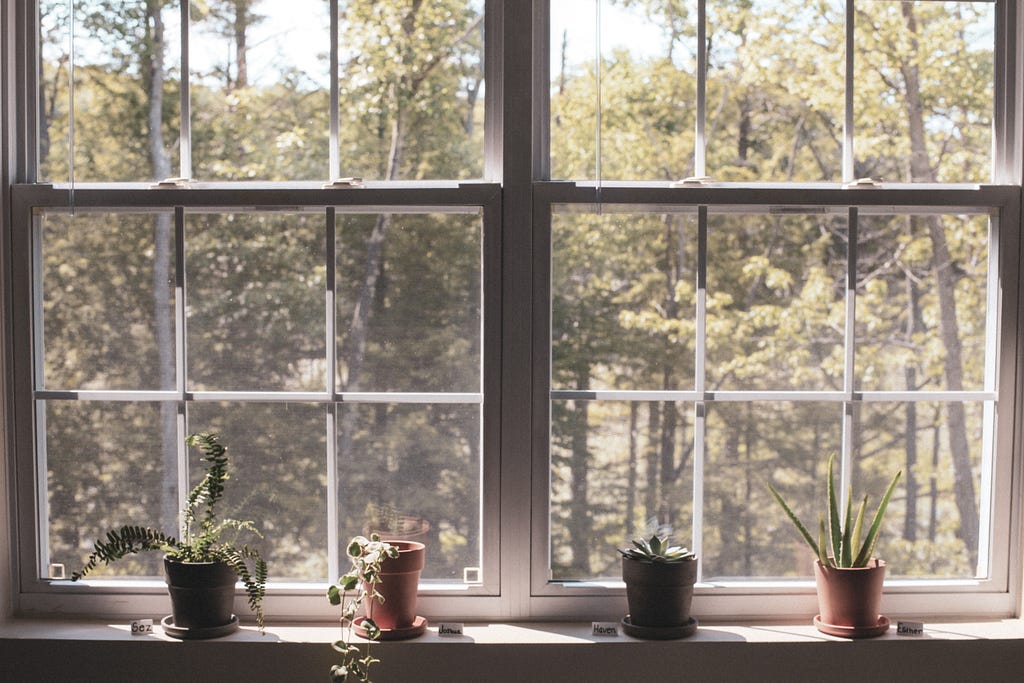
897,620,924,636
130,619,153,636
437,622,465,637
592,622,620,637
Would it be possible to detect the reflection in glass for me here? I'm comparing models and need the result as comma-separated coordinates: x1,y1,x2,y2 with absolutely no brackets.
851,401,984,579
706,212,847,391
854,1,994,183
336,213,482,394
41,212,176,391
187,212,326,392
38,0,182,182
550,401,695,582
46,401,176,578
551,209,698,392
704,402,841,580
336,404,481,583
855,213,988,391
706,0,844,181
188,402,328,582
190,0,330,180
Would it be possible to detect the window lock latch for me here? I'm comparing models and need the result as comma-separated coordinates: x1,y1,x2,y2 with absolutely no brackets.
670,176,714,187
323,177,365,189
844,177,884,188
150,177,191,189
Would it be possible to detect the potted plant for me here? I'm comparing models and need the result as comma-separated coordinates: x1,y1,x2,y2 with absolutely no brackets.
618,534,698,639
768,454,901,638
327,534,427,683
71,432,268,638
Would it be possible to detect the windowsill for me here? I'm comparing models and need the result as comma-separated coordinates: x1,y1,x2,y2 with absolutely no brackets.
3,617,1024,682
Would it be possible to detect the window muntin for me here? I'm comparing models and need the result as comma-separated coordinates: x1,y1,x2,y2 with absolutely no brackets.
31,205,486,587
547,204,998,585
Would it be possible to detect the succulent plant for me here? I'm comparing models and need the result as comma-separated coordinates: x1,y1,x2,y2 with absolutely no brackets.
767,453,901,569
618,534,696,563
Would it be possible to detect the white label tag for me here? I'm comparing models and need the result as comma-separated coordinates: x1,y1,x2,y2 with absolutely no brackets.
437,622,465,637
592,622,620,637
130,619,154,636
897,620,924,636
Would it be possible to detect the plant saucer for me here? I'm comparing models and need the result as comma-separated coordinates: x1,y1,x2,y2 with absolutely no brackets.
621,615,698,640
160,614,239,640
354,615,428,641
813,614,890,639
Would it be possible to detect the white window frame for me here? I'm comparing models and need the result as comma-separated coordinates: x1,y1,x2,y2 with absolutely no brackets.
1,0,1022,623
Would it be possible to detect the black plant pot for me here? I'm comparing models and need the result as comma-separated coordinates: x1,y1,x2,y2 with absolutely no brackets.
162,557,239,639
622,558,698,638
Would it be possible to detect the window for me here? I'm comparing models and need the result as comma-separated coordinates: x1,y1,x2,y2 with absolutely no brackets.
3,0,1022,623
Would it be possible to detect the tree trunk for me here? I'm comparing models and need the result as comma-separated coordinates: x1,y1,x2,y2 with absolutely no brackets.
900,3,978,567
903,276,921,542
233,0,249,89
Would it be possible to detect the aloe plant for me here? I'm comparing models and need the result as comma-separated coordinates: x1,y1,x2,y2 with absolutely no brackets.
618,534,696,563
767,454,901,569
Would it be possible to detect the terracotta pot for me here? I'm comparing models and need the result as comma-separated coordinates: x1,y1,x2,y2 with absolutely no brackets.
366,540,426,630
622,557,697,628
814,558,886,628
163,557,237,630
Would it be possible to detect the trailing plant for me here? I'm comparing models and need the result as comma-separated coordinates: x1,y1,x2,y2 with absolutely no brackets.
71,432,268,631
327,534,400,683
619,534,696,563
767,454,902,569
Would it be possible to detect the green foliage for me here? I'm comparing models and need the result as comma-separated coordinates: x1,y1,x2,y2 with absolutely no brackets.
619,534,695,563
327,534,400,683
71,433,268,631
768,454,902,569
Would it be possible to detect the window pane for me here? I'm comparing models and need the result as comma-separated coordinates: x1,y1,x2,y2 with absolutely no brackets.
851,401,985,579
550,1,697,180
190,0,331,180
707,0,844,181
855,213,988,392
854,1,994,183
336,404,481,583
337,1,485,180
40,211,176,391
551,209,697,392
39,1,181,182
46,401,178,579
550,401,695,582
705,402,842,579
186,212,326,392
336,213,482,394
188,402,328,582
706,212,847,391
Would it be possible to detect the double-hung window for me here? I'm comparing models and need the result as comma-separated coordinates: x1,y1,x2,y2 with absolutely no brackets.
3,0,1023,623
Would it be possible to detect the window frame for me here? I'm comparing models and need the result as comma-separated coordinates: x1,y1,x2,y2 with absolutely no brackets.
1,0,1022,624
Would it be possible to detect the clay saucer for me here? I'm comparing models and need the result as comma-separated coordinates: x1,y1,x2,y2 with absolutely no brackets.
813,614,890,639
354,615,428,641
621,615,698,640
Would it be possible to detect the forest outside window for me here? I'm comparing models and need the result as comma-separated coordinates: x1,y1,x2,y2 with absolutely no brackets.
5,0,1024,623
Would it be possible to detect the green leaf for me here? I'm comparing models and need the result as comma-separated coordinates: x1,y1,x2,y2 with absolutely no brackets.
327,584,341,606
767,482,820,560
839,485,853,568
827,455,841,564
852,469,902,567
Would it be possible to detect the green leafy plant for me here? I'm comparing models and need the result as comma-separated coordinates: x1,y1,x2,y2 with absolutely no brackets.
327,534,400,683
71,433,268,631
767,454,902,569
619,534,696,563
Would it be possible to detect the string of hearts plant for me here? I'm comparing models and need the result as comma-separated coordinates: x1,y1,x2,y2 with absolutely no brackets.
327,534,400,682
